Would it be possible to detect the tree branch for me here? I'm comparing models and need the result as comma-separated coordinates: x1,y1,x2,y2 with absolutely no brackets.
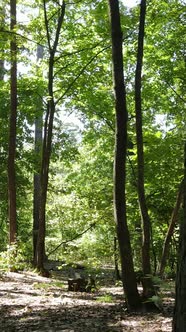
55,44,111,105
163,79,186,103
43,0,51,50
53,1,66,53
0,29,45,48
47,222,96,256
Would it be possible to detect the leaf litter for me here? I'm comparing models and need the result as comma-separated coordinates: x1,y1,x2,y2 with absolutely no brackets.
0,267,173,331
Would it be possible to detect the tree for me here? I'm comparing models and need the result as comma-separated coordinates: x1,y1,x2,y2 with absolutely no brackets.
173,142,186,331
134,0,155,298
8,0,17,244
35,0,66,271
142,0,185,276
0,0,185,300
33,44,43,264
0,4,5,81
158,180,183,276
108,0,141,310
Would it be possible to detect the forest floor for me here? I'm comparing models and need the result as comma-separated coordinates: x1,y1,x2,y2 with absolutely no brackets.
0,262,174,331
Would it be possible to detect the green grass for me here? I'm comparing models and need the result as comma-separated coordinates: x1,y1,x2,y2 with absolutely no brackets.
33,280,64,290
96,294,113,303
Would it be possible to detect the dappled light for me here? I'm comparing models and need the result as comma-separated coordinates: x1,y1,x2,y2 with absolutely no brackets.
0,0,185,329
0,268,173,331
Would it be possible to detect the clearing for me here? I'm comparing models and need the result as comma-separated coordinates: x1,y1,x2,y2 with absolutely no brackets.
0,263,174,331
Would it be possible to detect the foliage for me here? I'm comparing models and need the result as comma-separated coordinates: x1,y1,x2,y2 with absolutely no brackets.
0,0,185,282
96,294,113,303
0,242,32,272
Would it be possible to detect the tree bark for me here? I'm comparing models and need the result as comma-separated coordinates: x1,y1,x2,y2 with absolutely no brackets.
158,180,183,277
8,0,17,244
173,142,186,331
108,0,141,310
0,58,4,80
33,45,43,265
135,0,155,298
35,1,65,271
0,6,5,80
114,236,121,280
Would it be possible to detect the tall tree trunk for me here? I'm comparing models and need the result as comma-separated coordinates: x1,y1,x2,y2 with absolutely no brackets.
108,0,141,310
0,58,4,80
158,180,183,277
0,6,5,81
33,45,43,265
35,1,65,272
0,35,4,80
173,142,186,331
114,236,121,280
135,0,155,298
8,0,17,244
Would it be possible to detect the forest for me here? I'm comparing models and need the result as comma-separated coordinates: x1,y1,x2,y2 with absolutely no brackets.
0,0,186,331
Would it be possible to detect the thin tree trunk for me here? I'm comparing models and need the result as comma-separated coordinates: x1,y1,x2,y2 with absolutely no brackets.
114,236,121,280
35,1,65,272
108,0,141,310
8,0,17,244
173,142,186,331
33,45,43,265
159,180,183,277
0,57,4,80
0,59,4,80
135,0,155,298
0,7,5,80
0,45,4,80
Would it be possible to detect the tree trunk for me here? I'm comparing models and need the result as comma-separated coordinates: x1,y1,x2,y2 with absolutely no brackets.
33,45,43,265
0,7,5,80
36,59,54,271
173,142,186,331
114,236,121,280
8,0,17,244
135,0,155,298
35,1,65,272
158,180,183,277
0,58,4,80
108,0,141,310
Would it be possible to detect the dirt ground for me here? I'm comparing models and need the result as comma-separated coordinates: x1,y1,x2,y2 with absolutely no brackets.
0,264,174,331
